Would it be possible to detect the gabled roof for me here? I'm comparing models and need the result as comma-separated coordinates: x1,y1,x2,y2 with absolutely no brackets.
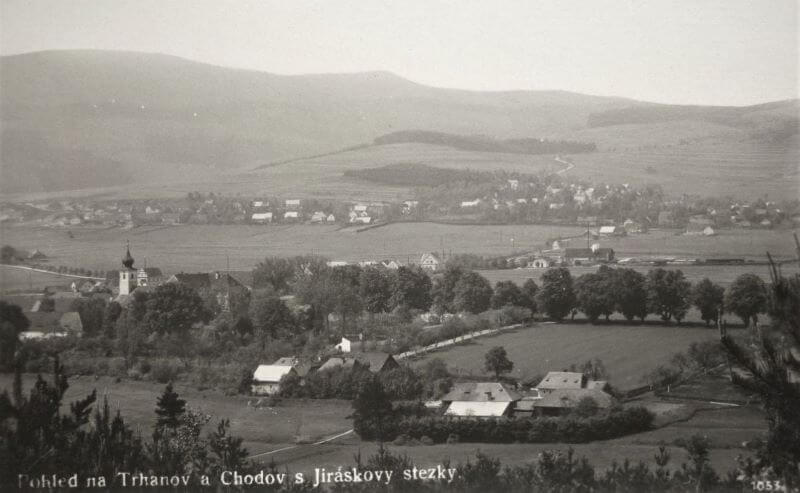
273,357,298,366
351,352,397,373
252,364,295,383
537,372,585,390
445,401,512,417
533,388,614,409
318,357,358,372
441,382,521,403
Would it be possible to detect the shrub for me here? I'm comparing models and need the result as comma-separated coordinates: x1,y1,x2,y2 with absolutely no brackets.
447,433,460,444
420,435,434,446
150,359,181,383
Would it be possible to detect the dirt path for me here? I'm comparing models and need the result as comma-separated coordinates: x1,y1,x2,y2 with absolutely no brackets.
248,429,355,461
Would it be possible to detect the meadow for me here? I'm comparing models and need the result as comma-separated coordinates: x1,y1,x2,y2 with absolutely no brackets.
1,221,794,287
0,374,353,454
0,265,76,293
410,323,728,390
0,372,764,479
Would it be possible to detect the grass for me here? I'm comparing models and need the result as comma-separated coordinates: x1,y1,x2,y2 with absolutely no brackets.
0,374,353,447
2,221,795,283
0,265,75,293
409,323,726,390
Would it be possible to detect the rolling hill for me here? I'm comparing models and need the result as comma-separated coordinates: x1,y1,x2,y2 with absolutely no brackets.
0,50,797,195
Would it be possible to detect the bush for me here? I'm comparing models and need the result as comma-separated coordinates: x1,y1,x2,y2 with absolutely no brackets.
447,433,460,444
356,407,654,444
420,435,434,446
150,359,181,383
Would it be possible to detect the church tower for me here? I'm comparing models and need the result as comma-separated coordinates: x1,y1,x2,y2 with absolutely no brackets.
119,243,137,295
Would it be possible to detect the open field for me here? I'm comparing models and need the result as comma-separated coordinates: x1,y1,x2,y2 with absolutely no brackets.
0,222,588,274
559,140,799,200
0,265,78,293
1,221,795,281
0,373,763,478
410,323,728,390
0,374,353,448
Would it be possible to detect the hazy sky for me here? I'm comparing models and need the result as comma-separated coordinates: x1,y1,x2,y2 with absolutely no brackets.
1,0,797,105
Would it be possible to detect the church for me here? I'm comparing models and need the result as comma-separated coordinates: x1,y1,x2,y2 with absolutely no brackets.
111,244,162,299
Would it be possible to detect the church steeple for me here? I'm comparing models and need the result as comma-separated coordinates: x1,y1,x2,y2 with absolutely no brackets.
122,241,135,270
119,241,136,296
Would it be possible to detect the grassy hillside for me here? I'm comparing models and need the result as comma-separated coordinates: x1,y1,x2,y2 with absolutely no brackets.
410,323,725,390
2,50,796,195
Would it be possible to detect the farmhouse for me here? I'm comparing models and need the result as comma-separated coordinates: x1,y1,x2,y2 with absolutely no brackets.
380,260,401,270
442,382,521,418
420,252,442,271
318,352,399,374
251,363,297,395
528,257,552,269
599,225,625,236
251,212,273,223
526,388,615,416
563,246,614,266
335,334,362,353
536,371,586,392
167,271,249,311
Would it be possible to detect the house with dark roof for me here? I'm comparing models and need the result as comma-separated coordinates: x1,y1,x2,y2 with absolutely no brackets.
166,271,249,311
317,352,399,374
563,247,614,266
441,382,521,418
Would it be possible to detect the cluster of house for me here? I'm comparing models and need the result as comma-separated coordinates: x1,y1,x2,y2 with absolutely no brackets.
250,351,616,419
251,349,400,395
439,372,614,418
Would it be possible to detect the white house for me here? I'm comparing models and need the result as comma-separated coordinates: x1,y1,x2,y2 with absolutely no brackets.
460,199,481,208
252,200,266,208
284,211,299,220
251,212,273,223
599,225,625,236
310,211,327,223
326,214,336,222
420,252,442,271
442,382,521,418
285,199,301,209
507,179,519,190
251,364,296,395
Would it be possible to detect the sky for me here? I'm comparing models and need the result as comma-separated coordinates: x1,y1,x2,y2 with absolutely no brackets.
1,0,798,106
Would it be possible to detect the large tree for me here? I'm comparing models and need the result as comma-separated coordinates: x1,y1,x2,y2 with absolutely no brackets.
453,271,493,314
431,265,465,313
248,288,298,346
352,377,394,441
692,278,725,326
520,278,539,314
725,273,768,327
484,346,514,378
722,261,800,487
71,296,107,337
143,282,209,335
613,268,648,322
491,280,523,309
359,266,395,315
252,256,295,292
574,269,616,323
536,267,576,321
389,265,432,312
0,301,29,371
645,268,691,324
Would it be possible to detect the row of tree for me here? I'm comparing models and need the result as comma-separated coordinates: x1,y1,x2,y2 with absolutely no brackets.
536,265,769,326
